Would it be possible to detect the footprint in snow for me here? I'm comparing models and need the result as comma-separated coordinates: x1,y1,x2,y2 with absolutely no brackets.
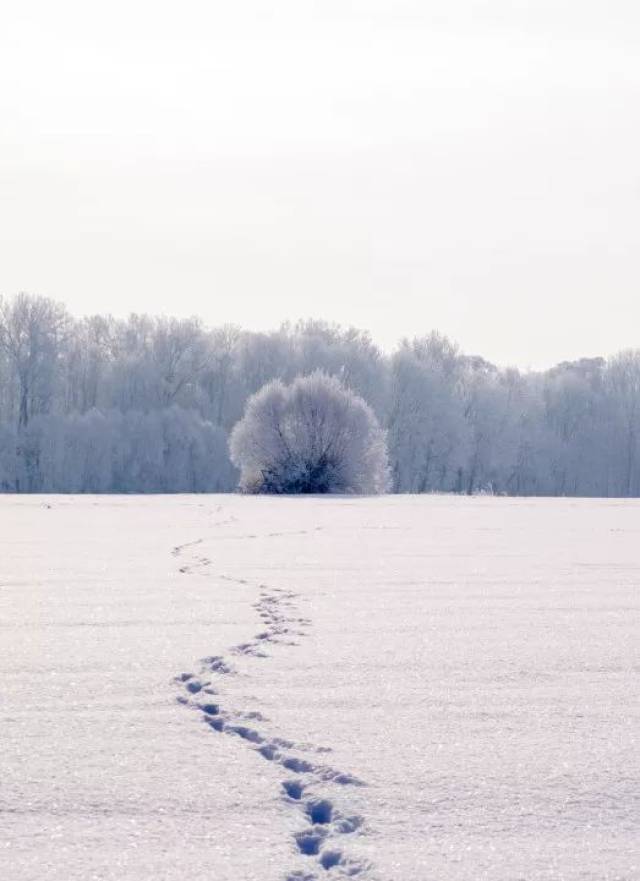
171,563,371,878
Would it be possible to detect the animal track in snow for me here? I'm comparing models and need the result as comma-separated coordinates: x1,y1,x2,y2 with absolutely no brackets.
306,799,333,825
172,534,372,879
202,655,233,674
172,538,212,575
282,780,305,801
295,828,327,856
171,538,203,557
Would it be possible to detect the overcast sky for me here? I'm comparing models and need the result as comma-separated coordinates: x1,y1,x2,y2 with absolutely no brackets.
1,1,639,368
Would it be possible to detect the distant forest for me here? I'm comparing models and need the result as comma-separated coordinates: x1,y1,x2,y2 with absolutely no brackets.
1,293,639,496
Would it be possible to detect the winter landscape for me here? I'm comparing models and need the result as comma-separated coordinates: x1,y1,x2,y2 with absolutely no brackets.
2,494,639,880
3,1,640,878
3,306,640,881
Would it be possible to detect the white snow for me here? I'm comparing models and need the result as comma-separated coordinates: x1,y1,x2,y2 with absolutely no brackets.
1,495,639,880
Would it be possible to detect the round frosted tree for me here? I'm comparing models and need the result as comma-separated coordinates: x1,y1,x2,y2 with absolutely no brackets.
229,372,390,494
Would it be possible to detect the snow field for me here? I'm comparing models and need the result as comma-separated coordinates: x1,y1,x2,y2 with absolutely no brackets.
1,495,639,880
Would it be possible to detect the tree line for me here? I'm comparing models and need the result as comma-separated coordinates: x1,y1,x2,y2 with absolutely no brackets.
1,292,638,496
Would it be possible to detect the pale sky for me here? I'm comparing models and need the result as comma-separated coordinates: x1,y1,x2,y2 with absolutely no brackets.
1,1,639,368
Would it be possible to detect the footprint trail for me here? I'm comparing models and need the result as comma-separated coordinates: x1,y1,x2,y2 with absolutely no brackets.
172,534,373,879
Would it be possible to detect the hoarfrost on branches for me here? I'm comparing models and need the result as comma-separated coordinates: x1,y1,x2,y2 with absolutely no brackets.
3,294,640,496
229,372,390,495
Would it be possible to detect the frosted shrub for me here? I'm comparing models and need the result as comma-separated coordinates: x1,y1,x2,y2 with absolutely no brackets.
229,372,390,494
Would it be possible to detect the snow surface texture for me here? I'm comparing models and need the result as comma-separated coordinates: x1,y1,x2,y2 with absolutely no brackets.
1,495,639,880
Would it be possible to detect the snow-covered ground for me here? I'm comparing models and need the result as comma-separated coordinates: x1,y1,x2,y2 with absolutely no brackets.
1,495,639,880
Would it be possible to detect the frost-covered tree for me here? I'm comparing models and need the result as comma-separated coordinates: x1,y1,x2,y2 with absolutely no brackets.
3,291,640,497
388,334,466,492
607,351,640,496
229,372,390,494
0,293,70,428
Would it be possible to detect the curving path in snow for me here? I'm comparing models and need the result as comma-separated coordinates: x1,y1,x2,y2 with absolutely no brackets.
172,538,371,879
2,495,639,880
